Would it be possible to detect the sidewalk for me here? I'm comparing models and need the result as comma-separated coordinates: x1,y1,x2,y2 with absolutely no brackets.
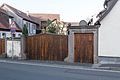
95,61,120,71
0,58,120,71
0,58,93,69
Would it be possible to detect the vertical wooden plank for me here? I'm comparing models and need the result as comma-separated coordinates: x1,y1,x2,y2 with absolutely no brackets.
36,36,39,60
34,36,36,59
0,39,5,55
0,39,2,55
30,37,33,59
39,35,42,60
2,39,5,54
28,37,31,59
26,37,28,59
40,35,43,60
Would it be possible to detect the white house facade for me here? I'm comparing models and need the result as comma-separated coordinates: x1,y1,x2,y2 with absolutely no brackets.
98,0,120,57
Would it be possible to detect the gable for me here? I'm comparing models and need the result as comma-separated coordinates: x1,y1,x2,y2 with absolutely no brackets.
1,4,40,25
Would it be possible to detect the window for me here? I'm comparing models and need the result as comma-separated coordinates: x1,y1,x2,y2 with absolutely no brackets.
12,34,15,37
30,23,33,34
30,23,36,34
27,22,30,34
9,18,14,26
2,33,6,38
18,34,21,37
41,21,47,29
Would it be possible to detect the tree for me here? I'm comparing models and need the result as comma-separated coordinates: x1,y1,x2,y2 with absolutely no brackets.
21,24,28,59
45,19,67,35
22,24,28,37
47,25,56,33
46,19,57,33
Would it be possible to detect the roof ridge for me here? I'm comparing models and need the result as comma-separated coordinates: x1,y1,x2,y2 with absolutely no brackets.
97,0,118,21
1,3,40,24
3,3,24,13
30,13,60,15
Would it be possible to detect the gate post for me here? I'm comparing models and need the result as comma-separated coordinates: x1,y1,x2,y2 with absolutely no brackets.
21,36,26,59
67,30,74,63
5,38,7,58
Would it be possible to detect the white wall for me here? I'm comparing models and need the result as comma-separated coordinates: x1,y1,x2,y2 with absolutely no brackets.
0,31,22,38
99,0,120,57
7,40,21,57
23,20,36,36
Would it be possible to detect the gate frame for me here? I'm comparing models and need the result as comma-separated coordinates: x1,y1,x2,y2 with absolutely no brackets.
68,25,99,64
0,38,6,57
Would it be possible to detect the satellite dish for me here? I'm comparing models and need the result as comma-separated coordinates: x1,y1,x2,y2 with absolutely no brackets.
79,20,88,26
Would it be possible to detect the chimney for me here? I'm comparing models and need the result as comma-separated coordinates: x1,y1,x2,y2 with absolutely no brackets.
27,11,29,16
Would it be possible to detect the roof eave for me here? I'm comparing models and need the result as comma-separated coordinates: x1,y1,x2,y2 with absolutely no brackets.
98,0,118,22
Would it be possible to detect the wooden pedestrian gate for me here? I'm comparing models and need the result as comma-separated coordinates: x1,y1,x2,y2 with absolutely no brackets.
0,39,5,56
74,33,94,63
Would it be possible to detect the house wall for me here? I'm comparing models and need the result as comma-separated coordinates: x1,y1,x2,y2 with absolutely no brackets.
0,31,22,38
7,40,21,58
2,5,37,36
23,20,36,36
99,0,120,57
2,5,23,29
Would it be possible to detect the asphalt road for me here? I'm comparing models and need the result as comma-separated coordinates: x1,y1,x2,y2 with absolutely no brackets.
0,62,120,80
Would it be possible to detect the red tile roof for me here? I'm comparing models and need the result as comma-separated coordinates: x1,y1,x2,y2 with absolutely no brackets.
0,9,21,31
0,22,21,31
0,8,7,15
0,9,9,29
0,23,7,29
11,21,21,31
2,4,40,24
30,13,60,21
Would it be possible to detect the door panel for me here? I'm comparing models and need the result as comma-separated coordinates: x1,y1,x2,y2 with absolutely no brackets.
74,33,94,63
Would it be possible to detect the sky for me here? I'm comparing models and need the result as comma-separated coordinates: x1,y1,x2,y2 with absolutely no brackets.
0,0,105,22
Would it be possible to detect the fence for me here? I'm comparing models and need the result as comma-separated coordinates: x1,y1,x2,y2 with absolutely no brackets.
26,34,68,61
0,39,5,55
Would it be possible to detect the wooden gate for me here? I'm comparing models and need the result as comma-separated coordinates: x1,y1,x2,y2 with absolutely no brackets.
0,39,5,56
74,33,94,63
